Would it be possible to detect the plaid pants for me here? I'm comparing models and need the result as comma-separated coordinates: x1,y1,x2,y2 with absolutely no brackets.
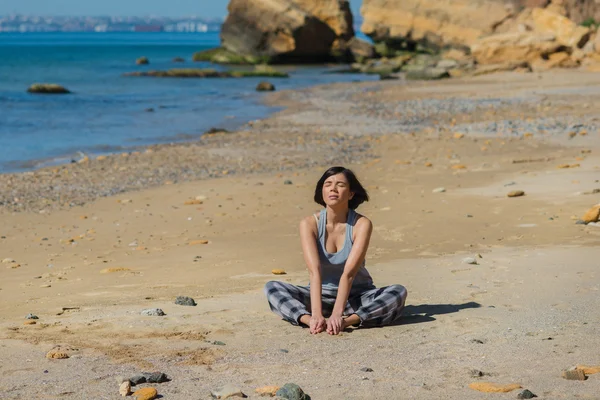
264,281,408,327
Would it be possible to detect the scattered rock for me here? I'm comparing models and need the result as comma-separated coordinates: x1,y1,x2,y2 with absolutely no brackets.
184,199,203,205
132,387,158,400
468,382,522,393
576,365,600,375
575,220,586,225
189,240,209,245
424,162,433,167
517,389,538,399
2,258,15,263
46,350,69,359
140,308,165,317
271,269,287,275
175,296,197,306
507,190,525,198
360,367,374,372
453,132,465,139
470,369,485,378
129,375,147,386
40,284,51,288
23,320,37,325
582,204,600,223
27,83,71,94
256,81,275,92
563,368,587,380
256,385,280,397
432,187,446,193
211,384,247,399
25,313,39,319
145,372,169,383
119,381,132,397
463,257,478,265
283,180,293,185
136,57,149,65
275,383,307,400
451,164,467,170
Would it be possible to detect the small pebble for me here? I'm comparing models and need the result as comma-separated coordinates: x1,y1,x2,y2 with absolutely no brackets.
360,367,373,372
25,313,39,320
470,369,484,378
174,296,196,306
140,308,165,317
517,389,537,399
119,381,132,397
279,349,289,353
284,180,293,185
507,190,525,198
210,384,246,399
463,257,478,265
432,187,446,193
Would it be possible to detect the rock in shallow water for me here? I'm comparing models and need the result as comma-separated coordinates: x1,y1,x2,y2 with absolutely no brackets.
175,296,196,306
275,383,307,400
140,308,165,316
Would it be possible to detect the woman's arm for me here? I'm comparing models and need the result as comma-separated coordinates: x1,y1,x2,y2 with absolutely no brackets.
328,216,373,334
299,216,326,334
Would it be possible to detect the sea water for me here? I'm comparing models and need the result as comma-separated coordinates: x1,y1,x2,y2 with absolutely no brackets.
0,32,375,172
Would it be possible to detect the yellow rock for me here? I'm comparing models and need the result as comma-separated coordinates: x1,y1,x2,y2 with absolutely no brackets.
96,155,107,161
24,320,37,325
577,365,600,375
271,269,287,275
79,215,88,219
424,162,433,167
451,164,467,170
189,240,209,245
184,199,203,205
557,164,571,169
395,160,411,165
453,132,465,139
468,382,522,393
46,350,69,359
133,387,158,400
523,132,533,138
582,204,600,223
507,190,525,198
580,130,587,136
255,385,280,396
100,267,131,274
569,163,580,168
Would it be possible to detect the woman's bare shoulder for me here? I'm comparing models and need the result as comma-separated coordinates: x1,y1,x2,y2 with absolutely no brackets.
354,213,373,230
299,214,319,230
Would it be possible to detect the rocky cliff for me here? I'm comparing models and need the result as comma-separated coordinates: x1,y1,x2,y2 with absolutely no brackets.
220,0,354,63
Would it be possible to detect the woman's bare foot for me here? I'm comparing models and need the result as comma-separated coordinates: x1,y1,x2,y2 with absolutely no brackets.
342,314,361,330
299,314,311,326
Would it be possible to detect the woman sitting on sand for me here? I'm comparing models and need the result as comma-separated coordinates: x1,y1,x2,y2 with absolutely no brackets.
265,166,408,335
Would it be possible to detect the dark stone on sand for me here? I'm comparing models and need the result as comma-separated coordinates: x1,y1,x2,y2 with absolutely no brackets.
275,383,307,400
360,367,373,372
140,308,165,316
279,349,289,353
129,375,147,385
470,369,485,378
517,389,537,399
284,180,293,185
175,296,197,306
256,81,275,91
575,220,586,225
25,313,39,319
144,372,169,383
212,340,226,346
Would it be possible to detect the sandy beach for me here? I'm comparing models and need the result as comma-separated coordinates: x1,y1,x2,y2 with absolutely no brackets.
1,70,600,399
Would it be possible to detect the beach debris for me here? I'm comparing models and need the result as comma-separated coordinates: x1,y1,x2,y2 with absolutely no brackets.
211,384,247,399
25,313,39,320
145,372,169,383
175,296,197,306
46,349,70,359
256,81,275,91
283,180,293,185
517,389,537,399
582,204,600,224
141,308,165,317
119,381,132,397
275,383,307,400
468,382,522,393
360,367,374,372
100,267,131,274
271,269,287,275
189,240,209,245
463,257,478,265
255,385,280,397
470,369,485,378
132,387,158,400
136,57,149,65
129,375,147,386
562,367,587,381
507,190,525,198
432,187,446,193
576,365,600,375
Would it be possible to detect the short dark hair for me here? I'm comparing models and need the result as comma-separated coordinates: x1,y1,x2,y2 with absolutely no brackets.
314,166,369,210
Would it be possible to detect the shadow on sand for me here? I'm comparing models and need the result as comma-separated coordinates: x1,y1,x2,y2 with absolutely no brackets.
394,301,482,326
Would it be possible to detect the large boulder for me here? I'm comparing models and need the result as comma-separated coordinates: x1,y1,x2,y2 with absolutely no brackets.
220,0,354,63
360,0,518,50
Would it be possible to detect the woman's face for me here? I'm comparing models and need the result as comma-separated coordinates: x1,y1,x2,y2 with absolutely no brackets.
322,173,354,207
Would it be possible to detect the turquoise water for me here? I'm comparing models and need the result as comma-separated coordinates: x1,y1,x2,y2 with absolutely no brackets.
0,32,375,172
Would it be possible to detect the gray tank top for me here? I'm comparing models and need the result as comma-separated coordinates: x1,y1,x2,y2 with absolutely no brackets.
316,208,373,289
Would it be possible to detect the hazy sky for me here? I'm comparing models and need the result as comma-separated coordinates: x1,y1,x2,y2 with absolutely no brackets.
0,0,363,18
